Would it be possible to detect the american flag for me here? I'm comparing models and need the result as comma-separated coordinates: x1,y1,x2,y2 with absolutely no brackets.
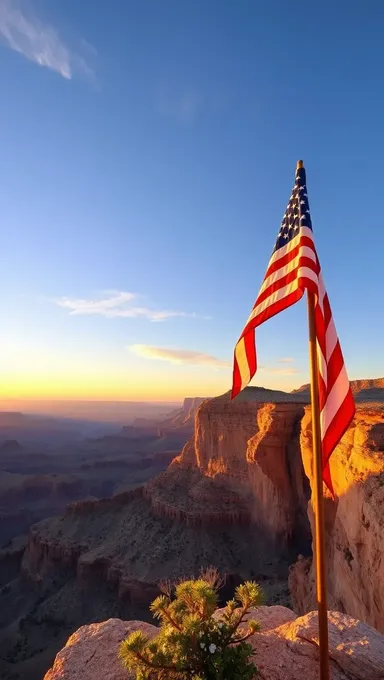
231,163,355,494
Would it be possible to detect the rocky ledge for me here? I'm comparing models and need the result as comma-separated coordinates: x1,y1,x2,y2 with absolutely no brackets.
44,606,384,680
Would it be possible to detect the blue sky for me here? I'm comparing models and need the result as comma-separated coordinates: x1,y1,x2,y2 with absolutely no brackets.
0,0,382,401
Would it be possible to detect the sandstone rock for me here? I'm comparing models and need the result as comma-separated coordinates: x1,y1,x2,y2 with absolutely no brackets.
43,618,158,680
43,608,384,680
288,554,313,614
214,603,296,629
290,406,384,633
279,610,384,680
146,394,311,544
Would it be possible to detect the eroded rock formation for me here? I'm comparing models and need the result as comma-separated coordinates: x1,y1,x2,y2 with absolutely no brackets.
289,405,384,633
146,394,310,547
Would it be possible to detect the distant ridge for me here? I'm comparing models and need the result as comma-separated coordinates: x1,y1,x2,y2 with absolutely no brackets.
0,439,22,453
227,385,310,403
292,378,384,402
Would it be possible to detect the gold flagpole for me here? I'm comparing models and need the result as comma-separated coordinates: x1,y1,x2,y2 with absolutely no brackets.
297,160,330,680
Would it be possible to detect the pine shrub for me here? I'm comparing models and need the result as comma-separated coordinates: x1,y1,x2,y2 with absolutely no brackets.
119,569,263,679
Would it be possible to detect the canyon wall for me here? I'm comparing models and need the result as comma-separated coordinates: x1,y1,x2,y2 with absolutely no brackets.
145,391,311,546
289,405,384,632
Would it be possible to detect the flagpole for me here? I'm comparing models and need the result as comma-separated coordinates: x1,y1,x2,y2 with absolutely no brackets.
297,160,330,680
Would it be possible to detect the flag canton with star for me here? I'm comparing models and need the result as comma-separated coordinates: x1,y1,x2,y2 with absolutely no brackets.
274,166,313,252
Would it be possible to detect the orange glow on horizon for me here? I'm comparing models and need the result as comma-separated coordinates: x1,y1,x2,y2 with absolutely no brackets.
0,372,302,402
0,343,303,402
0,371,225,402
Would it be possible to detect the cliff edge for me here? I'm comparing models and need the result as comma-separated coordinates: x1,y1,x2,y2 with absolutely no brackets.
44,606,384,680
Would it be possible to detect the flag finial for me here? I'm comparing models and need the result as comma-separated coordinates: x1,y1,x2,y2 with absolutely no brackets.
296,160,304,169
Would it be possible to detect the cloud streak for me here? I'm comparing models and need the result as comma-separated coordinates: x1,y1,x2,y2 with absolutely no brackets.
129,343,299,375
129,345,231,369
54,291,205,322
0,0,94,79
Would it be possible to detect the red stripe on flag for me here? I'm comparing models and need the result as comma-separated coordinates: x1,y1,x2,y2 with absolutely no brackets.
323,294,332,328
321,389,355,468
244,327,257,377
231,355,242,400
325,341,345,394
318,373,327,413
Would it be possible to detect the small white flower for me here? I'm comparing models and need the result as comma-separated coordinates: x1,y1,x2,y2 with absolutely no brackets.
209,644,217,654
218,623,223,629
200,643,206,649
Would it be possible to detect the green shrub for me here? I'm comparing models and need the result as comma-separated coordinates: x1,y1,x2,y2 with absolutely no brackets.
119,569,262,679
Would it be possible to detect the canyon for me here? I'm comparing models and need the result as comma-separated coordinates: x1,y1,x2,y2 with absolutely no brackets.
0,398,204,547
0,382,383,679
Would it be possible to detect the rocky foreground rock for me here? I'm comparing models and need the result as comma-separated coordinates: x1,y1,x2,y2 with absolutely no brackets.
44,606,384,680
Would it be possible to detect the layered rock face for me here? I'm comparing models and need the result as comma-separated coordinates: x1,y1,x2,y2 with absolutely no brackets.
44,607,384,680
147,392,310,547
290,405,384,633
21,386,311,597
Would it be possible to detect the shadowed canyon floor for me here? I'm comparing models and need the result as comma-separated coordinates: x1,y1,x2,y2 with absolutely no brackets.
0,382,383,680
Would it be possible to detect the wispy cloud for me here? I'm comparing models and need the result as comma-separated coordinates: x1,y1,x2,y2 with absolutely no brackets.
128,344,298,374
54,291,206,322
0,0,94,79
129,345,298,374
277,357,295,364
129,345,230,369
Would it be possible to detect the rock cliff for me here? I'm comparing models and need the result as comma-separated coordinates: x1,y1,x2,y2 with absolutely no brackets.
147,392,310,547
44,607,384,680
289,405,384,633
